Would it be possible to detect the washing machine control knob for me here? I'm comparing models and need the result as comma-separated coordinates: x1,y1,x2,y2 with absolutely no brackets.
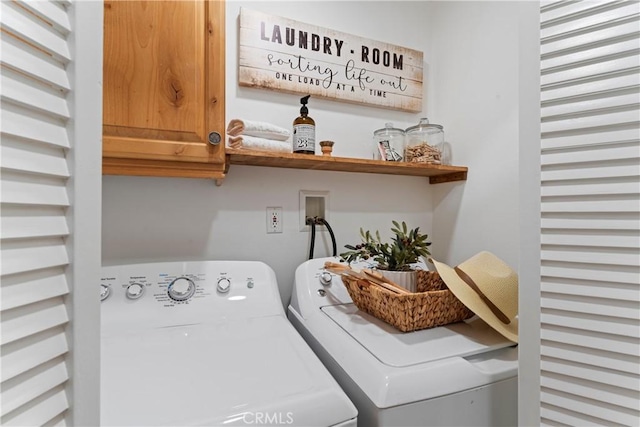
319,271,332,286
100,284,111,301
217,277,231,293
168,277,196,301
126,283,145,300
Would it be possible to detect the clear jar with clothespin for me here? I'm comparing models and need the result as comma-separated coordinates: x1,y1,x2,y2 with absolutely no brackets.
405,118,447,165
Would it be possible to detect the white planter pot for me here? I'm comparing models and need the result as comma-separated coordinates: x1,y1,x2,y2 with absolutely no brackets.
380,270,417,293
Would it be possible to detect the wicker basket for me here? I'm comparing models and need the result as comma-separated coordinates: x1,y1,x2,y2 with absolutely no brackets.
341,270,474,332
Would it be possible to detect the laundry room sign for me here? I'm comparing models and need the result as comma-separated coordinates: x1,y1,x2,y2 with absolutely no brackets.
238,8,423,112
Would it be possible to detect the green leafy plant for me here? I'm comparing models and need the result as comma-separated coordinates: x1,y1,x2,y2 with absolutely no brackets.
340,221,432,271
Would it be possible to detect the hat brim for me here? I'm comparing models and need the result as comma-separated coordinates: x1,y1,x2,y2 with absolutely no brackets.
432,259,518,343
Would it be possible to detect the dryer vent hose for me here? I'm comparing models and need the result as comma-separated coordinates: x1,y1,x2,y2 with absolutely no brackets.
306,217,337,260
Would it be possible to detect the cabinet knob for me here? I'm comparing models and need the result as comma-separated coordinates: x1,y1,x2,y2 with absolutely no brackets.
208,131,221,146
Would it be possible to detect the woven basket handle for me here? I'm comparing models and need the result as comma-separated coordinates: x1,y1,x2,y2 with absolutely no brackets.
324,262,407,295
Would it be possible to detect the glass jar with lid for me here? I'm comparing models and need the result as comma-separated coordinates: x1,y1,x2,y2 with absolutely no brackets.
373,123,405,161
404,118,447,165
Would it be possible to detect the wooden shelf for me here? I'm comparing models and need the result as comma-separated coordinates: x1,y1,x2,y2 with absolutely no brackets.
225,149,467,184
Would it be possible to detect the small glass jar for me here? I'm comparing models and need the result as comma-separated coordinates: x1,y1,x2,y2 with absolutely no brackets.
405,118,446,164
373,123,405,161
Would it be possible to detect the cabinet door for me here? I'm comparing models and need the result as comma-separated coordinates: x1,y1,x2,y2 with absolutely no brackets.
103,0,225,179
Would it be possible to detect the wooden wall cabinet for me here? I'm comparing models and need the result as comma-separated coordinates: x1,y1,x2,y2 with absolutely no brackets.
103,0,226,180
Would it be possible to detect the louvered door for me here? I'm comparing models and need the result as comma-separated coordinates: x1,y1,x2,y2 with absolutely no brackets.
539,1,640,425
1,1,102,425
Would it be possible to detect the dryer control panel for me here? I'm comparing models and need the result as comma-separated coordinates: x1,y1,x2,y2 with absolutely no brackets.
101,261,282,334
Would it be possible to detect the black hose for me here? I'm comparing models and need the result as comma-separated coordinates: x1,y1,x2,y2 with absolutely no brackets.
315,217,337,257
307,217,316,260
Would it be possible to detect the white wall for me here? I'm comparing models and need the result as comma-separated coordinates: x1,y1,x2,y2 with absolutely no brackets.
68,2,104,424
426,1,521,268
102,1,523,307
517,2,541,425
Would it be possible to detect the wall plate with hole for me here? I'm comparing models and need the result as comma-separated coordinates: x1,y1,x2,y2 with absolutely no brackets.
299,190,329,232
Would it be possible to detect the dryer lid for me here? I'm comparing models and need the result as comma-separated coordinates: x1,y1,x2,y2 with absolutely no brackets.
321,303,514,367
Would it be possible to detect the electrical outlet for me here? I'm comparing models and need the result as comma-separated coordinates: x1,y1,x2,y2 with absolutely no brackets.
266,207,283,234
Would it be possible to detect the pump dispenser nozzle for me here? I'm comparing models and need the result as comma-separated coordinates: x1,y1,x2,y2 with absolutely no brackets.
300,95,310,115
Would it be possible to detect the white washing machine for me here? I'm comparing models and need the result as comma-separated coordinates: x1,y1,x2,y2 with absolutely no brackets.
287,257,518,427
101,260,357,426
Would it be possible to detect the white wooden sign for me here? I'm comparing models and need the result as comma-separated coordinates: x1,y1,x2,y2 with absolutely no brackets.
238,8,423,113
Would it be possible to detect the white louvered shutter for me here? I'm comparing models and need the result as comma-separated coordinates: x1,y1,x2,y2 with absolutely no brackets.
539,1,640,425
1,1,102,426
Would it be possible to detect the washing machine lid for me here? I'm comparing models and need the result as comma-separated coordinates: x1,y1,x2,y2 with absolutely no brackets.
101,316,356,426
321,303,513,367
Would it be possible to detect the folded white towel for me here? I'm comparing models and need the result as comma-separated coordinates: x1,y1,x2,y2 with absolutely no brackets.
226,135,291,153
227,119,291,141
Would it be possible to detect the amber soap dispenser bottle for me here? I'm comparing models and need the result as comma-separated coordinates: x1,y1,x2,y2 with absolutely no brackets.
293,95,315,155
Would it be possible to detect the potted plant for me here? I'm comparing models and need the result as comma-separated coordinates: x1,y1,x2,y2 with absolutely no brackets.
340,221,432,291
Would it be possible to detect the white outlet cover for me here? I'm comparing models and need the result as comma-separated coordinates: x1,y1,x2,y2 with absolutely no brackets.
266,207,283,233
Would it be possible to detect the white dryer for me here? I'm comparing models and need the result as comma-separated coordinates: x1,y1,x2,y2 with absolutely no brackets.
287,257,518,427
101,260,357,426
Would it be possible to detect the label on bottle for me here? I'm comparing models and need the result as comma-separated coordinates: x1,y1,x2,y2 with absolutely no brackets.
293,124,315,153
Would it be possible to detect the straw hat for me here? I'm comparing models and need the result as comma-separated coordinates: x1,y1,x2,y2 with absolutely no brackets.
431,251,518,343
